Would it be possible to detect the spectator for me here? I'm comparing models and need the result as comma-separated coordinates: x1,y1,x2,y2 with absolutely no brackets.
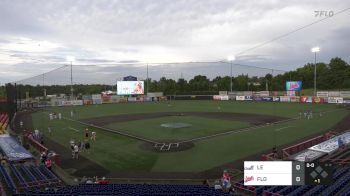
74,144,79,159
86,178,94,184
58,113,62,120
20,121,23,128
85,128,89,141
40,151,47,164
91,131,96,141
96,177,109,184
45,159,53,170
85,141,91,153
48,126,52,135
70,143,75,159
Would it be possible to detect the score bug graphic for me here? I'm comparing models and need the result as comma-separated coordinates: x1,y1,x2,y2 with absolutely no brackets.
305,162,333,185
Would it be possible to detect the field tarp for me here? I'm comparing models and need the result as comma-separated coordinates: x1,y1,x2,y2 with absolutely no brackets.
0,134,34,161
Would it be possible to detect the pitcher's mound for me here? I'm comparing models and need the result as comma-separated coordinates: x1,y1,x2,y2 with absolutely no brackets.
160,123,192,129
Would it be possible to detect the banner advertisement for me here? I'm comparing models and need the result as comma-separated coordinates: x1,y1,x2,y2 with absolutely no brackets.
83,100,92,105
317,91,329,97
259,91,270,97
300,96,312,103
117,81,144,95
290,96,300,103
244,96,253,101
280,96,291,102
102,95,112,104
221,95,229,101
313,97,325,104
273,96,280,102
92,99,102,104
92,94,101,100
340,91,350,98
286,81,302,91
253,96,263,101
236,96,245,101
60,100,83,106
328,97,343,104
0,134,33,161
213,95,229,100
343,100,350,104
262,96,273,102
328,91,340,97
219,91,228,95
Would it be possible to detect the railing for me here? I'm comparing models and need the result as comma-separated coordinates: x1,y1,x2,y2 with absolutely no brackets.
282,134,328,159
23,131,61,166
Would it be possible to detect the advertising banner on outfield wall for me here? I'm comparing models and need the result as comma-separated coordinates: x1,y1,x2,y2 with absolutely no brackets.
213,95,229,101
273,97,280,102
253,96,263,101
313,97,325,104
236,96,245,101
317,91,329,97
83,100,92,105
92,99,102,104
92,94,101,100
300,96,312,103
262,96,273,102
244,96,253,101
60,100,83,106
280,96,291,102
340,91,350,98
343,100,350,104
328,97,343,104
102,95,112,104
290,96,300,103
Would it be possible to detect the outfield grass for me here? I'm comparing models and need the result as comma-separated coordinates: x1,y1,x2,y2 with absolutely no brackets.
104,116,250,141
31,101,349,173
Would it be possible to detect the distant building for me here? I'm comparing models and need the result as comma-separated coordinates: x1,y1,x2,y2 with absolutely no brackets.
123,76,137,81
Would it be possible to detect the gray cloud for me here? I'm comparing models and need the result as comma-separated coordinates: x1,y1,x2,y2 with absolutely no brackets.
0,0,350,83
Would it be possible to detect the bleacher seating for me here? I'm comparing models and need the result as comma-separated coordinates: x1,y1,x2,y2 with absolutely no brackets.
13,184,230,196
0,164,60,194
0,164,17,193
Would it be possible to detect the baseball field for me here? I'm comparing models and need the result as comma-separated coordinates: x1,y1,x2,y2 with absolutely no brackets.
29,100,350,177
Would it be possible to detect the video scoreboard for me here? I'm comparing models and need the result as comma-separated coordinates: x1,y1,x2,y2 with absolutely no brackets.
244,161,334,186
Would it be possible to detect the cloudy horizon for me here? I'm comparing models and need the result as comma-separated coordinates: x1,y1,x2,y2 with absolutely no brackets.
0,0,349,84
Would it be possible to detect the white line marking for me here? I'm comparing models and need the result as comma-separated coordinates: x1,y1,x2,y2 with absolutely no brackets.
69,127,80,132
275,126,292,132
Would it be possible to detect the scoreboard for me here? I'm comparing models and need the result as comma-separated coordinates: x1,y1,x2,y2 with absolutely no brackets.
244,161,334,186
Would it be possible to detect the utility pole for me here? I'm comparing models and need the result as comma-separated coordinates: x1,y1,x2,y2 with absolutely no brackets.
70,61,73,100
147,63,149,95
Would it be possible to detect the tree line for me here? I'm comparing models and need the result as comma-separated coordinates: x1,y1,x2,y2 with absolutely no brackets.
2,57,349,98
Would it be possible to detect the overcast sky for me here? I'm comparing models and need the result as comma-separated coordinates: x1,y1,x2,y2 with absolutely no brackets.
0,0,349,84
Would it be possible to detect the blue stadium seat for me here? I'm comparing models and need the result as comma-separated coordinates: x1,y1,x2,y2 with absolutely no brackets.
0,164,17,193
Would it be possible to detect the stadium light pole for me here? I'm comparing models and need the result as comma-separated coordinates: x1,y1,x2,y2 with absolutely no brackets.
227,55,236,92
311,47,320,96
66,56,75,100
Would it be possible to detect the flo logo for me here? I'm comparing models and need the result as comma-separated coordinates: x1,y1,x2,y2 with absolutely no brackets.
244,176,254,183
